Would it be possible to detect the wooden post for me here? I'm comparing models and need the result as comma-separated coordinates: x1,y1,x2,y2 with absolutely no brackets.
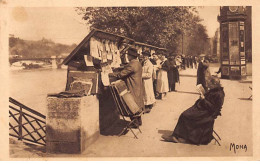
18,107,23,140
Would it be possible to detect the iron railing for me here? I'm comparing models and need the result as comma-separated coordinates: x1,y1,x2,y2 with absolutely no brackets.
9,97,46,146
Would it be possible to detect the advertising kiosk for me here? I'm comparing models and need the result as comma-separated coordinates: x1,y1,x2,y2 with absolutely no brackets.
218,6,247,79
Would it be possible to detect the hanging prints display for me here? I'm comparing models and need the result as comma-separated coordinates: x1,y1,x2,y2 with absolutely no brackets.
110,43,122,68
90,37,101,60
107,41,113,60
101,64,113,86
90,37,122,67
84,55,94,66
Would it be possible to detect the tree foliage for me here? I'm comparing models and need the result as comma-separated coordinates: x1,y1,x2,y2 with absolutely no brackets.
186,24,210,56
77,7,209,55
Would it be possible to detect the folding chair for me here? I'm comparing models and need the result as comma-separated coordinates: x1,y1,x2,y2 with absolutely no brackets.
201,121,221,146
213,130,221,146
109,80,143,139
248,86,252,100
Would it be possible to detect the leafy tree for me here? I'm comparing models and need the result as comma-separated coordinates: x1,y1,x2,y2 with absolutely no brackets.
76,7,209,55
186,24,210,56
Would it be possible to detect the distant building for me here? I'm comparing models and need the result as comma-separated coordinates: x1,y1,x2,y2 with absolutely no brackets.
212,28,220,58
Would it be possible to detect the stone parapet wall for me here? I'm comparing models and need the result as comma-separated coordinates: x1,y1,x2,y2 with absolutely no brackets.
46,95,99,154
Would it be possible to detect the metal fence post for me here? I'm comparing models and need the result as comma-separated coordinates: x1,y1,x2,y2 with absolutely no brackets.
18,107,22,140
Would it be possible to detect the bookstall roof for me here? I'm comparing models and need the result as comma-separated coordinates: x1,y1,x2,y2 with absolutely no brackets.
134,41,161,50
62,28,168,65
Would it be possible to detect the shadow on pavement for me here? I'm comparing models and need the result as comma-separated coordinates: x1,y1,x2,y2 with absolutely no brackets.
23,143,46,153
9,138,46,157
158,129,173,135
179,74,197,77
176,91,200,95
158,130,174,142
101,119,129,136
238,98,252,101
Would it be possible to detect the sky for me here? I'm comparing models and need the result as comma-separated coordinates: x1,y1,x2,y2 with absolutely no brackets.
9,7,220,45
9,7,90,45
197,6,220,38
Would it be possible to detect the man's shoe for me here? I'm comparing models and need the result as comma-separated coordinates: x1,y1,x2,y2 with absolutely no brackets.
128,124,139,129
144,108,151,113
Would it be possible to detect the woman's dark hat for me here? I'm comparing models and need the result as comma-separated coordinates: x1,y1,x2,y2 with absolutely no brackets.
127,47,139,57
142,51,150,56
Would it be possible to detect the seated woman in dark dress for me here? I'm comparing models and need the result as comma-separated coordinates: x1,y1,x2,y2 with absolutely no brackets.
162,76,225,145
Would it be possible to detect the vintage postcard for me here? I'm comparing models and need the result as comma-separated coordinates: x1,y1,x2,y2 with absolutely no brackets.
0,0,259,161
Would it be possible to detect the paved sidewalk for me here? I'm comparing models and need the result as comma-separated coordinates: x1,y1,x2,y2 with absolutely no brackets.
10,68,253,158
79,73,252,158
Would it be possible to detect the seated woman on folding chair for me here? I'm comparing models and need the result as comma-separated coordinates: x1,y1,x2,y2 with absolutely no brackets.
162,76,225,145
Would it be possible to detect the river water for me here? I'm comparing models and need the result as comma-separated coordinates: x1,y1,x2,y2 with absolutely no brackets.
10,69,67,115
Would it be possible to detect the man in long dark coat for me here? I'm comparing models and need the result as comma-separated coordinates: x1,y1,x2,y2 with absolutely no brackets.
162,76,225,145
181,55,186,70
168,56,179,92
112,47,144,126
189,56,193,69
197,55,210,91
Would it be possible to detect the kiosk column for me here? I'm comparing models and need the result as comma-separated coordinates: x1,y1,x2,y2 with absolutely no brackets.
218,6,247,80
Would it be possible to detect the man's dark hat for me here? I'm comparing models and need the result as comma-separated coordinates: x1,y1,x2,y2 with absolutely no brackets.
127,47,139,57
142,51,150,56
160,51,167,56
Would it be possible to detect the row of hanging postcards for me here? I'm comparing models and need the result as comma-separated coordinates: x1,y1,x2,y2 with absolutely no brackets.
85,37,156,69
83,36,159,87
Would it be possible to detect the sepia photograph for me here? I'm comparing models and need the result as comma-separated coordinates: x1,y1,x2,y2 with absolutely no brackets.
0,0,259,161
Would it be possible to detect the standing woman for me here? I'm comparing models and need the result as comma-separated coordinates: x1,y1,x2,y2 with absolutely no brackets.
154,54,162,99
150,53,159,97
156,53,170,99
142,51,156,112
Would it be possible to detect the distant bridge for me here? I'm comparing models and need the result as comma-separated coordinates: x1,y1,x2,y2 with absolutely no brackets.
9,57,65,64
9,57,66,69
